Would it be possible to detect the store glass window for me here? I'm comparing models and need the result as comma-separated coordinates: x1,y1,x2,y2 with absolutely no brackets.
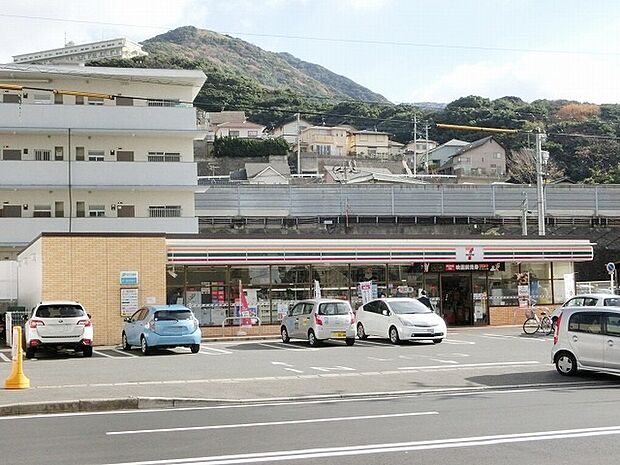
185,266,228,326
350,265,386,310
230,266,271,324
271,265,311,321
424,273,440,310
488,263,520,307
521,263,552,304
311,266,350,301
387,265,423,298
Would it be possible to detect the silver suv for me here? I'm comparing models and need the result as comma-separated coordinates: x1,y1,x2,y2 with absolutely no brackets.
280,299,356,346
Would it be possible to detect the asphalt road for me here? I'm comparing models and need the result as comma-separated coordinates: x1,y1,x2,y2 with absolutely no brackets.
0,327,616,405
1,385,618,464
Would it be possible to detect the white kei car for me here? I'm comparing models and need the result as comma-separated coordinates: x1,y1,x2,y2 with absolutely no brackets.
356,297,447,344
24,301,93,358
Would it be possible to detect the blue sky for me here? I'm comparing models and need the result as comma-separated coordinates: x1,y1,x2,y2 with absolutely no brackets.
1,0,619,104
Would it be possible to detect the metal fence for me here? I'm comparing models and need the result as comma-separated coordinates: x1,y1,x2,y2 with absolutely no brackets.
196,184,620,218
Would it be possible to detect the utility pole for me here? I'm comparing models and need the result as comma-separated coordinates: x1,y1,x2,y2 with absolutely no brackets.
535,129,547,236
424,123,430,172
296,112,301,175
521,191,528,236
413,115,417,176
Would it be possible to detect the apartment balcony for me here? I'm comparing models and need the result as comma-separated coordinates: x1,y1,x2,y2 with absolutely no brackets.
0,160,197,188
0,217,198,245
0,103,199,132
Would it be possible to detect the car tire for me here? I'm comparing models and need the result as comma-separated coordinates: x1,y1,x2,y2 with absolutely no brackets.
82,346,93,358
281,326,290,343
555,352,578,376
345,337,355,346
25,347,35,359
357,323,368,340
389,326,400,345
308,330,320,347
433,338,443,344
140,336,150,356
122,332,131,351
190,344,200,354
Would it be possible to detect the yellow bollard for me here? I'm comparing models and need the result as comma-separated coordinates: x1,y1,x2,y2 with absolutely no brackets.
4,326,30,389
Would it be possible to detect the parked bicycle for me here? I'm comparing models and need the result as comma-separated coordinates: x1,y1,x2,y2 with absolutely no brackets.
523,307,553,335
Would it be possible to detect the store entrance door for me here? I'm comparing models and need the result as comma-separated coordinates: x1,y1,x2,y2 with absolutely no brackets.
440,273,473,325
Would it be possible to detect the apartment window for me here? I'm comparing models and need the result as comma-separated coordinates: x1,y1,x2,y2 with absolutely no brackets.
54,93,63,104
75,95,84,105
116,97,134,106
87,97,104,106
2,93,21,104
494,153,502,159
76,202,85,218
147,99,179,107
149,205,181,218
54,202,64,217
117,204,135,218
88,205,106,217
33,93,51,104
248,130,258,138
147,152,181,162
116,150,134,162
54,146,64,161
229,130,240,138
316,145,331,156
2,149,21,160
33,205,52,218
1,205,22,217
88,150,105,161
75,147,85,161
35,149,51,161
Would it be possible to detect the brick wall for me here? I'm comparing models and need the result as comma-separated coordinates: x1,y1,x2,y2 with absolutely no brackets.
41,235,166,345
489,306,551,326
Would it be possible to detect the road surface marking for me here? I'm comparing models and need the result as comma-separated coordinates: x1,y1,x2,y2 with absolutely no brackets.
271,362,293,367
283,368,304,374
429,358,459,364
441,339,476,345
92,350,115,358
259,343,319,352
200,346,234,355
450,353,470,357
310,366,356,372
368,356,391,361
104,425,620,463
0,352,10,362
106,411,439,436
110,349,139,358
355,340,395,347
398,361,540,370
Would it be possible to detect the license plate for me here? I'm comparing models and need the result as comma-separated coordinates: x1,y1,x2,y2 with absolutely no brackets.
331,331,346,338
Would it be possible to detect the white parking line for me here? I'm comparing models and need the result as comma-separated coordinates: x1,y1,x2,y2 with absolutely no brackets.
398,361,540,371
93,350,115,358
355,340,395,347
283,368,304,374
200,345,234,355
0,352,10,362
259,343,319,352
429,359,459,364
441,339,476,345
110,349,139,358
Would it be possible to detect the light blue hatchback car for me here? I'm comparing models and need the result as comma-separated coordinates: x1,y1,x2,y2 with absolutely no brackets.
121,305,202,355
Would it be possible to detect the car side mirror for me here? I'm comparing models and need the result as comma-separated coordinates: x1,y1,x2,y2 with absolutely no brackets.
382,309,389,316
123,317,130,323
87,313,92,319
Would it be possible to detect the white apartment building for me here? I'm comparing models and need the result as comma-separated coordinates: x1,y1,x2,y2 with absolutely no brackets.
0,64,206,251
13,38,147,65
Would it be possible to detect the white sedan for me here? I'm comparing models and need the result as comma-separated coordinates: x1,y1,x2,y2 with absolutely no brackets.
356,297,447,344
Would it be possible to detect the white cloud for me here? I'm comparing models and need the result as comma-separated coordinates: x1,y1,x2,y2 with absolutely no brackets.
337,0,392,12
409,51,620,104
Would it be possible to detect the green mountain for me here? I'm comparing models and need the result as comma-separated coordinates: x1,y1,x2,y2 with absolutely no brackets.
141,26,388,103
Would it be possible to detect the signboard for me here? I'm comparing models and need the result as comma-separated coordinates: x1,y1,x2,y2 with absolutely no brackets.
120,288,139,316
359,281,373,304
606,262,616,275
564,273,575,299
412,263,504,273
120,271,139,286
516,272,530,308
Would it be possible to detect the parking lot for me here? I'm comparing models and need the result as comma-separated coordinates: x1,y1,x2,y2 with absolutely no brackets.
5,325,612,408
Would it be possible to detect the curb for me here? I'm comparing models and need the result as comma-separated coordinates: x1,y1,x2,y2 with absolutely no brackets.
0,380,609,417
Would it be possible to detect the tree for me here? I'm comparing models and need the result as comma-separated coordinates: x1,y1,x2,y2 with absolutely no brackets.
213,137,289,158
508,148,565,184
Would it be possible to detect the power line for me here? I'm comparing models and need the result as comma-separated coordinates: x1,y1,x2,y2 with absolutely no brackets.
1,13,619,57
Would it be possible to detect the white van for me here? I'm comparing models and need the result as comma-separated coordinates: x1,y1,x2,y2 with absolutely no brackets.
551,306,620,376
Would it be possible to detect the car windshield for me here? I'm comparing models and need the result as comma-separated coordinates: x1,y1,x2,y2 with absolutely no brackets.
603,298,620,306
154,310,193,321
389,300,432,315
318,302,351,315
36,305,85,318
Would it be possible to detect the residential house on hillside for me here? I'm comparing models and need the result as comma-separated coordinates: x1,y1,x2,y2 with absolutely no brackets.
215,120,266,139
244,156,291,184
437,136,506,182
272,118,313,144
426,139,469,168
347,130,390,158
388,140,405,158
300,126,348,156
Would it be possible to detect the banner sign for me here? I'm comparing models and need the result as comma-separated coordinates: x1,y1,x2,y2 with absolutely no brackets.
412,263,504,273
